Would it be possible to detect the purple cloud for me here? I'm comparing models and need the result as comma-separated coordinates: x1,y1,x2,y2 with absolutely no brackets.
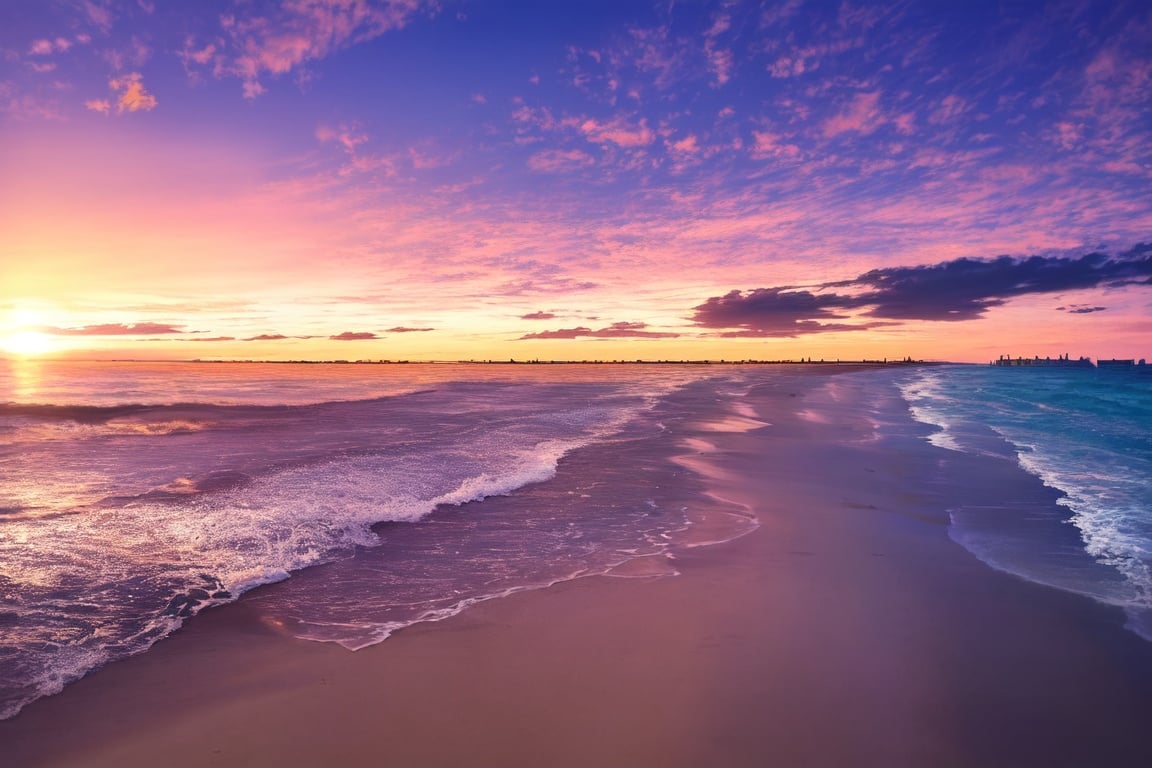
520,311,557,320
693,244,1152,336
520,321,679,340
181,1,439,99
1057,305,1107,314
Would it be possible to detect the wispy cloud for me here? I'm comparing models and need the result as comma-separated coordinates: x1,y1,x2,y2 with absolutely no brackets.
330,331,378,340
41,322,186,335
527,148,596,172
84,98,112,114
520,321,679,340
822,91,884,138
579,115,654,147
185,0,438,98
29,38,73,56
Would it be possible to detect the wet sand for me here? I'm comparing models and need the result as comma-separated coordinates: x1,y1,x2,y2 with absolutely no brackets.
3,370,1152,767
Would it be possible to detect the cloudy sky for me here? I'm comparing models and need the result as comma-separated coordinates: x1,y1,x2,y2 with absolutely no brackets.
1,0,1149,362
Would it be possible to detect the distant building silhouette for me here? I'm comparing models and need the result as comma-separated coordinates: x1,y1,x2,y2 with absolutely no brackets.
991,353,1094,368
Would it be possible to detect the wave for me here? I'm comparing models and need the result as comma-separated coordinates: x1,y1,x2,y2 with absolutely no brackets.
897,365,1152,640
0,376,674,720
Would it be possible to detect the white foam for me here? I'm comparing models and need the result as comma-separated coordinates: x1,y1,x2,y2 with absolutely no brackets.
896,371,966,452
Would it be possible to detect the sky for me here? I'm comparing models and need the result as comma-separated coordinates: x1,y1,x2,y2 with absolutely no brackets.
1,0,1150,363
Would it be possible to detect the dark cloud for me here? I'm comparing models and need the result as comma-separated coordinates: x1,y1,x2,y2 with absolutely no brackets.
385,326,433,333
520,321,679,340
848,243,1151,320
693,244,1152,336
330,331,378,340
41,322,186,336
520,311,557,320
693,288,869,337
1057,305,1107,314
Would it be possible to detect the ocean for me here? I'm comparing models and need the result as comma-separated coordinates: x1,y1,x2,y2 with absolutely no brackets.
899,364,1152,640
2,360,1150,721
0,360,756,720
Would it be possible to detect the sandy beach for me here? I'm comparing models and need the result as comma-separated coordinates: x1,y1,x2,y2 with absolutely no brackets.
3,369,1151,768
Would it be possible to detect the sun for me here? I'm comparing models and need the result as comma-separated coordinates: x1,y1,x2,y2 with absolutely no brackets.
1,331,56,357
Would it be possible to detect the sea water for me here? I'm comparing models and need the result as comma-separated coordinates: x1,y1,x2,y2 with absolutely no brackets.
0,359,753,720
8,359,1148,722
898,364,1152,639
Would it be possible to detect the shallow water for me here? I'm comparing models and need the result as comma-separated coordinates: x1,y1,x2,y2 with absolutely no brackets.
0,360,757,719
898,364,1152,639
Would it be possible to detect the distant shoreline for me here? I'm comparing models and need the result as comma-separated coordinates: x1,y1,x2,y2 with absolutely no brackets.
21,357,950,366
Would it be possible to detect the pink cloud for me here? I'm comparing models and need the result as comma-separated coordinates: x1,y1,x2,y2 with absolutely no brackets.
107,72,157,113
893,112,916,135
527,148,595,173
43,322,185,336
768,37,862,79
624,26,685,90
182,41,216,66
671,135,699,154
1053,121,1083,151
822,91,884,137
330,331,378,340
205,0,437,98
409,144,456,170
317,123,368,153
104,37,152,71
768,55,809,78
83,0,114,33
580,116,654,147
0,88,65,121
929,94,969,125
704,11,734,87
85,98,112,114
706,45,734,86
751,130,801,160
761,0,803,28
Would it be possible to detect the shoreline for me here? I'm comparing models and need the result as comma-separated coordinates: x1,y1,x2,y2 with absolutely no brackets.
3,369,1152,766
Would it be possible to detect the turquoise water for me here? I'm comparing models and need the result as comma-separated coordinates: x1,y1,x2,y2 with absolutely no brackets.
899,365,1152,639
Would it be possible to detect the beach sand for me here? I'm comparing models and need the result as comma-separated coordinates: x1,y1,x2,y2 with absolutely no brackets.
3,370,1152,767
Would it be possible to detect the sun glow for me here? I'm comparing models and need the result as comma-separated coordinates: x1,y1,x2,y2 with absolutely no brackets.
1,330,56,357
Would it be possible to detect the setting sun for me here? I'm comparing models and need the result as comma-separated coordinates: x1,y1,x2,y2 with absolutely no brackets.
1,330,55,357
